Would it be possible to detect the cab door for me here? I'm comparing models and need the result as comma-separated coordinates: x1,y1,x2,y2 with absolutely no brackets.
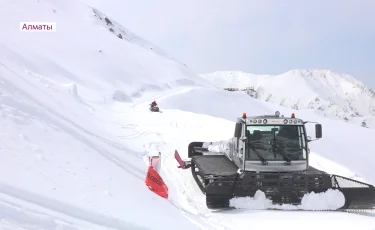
233,122,243,161
238,123,246,161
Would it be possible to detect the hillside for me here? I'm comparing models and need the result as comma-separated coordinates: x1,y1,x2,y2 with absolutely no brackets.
1,0,210,100
0,0,375,229
200,70,375,127
0,0,209,229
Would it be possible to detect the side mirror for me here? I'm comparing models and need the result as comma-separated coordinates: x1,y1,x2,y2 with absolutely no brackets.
234,123,242,138
315,124,322,138
307,136,312,141
240,136,247,142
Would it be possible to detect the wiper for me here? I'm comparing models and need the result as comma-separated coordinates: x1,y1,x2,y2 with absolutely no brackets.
273,144,291,165
248,143,268,165
277,151,292,165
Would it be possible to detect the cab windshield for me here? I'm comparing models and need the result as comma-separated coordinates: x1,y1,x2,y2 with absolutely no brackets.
245,125,307,161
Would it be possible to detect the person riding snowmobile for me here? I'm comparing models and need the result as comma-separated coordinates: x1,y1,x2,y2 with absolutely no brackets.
149,101,160,112
151,101,157,108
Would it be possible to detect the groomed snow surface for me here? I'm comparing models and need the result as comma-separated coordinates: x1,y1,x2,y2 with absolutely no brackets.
0,0,375,229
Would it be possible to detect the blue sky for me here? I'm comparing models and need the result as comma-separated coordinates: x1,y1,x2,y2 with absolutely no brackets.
84,0,375,88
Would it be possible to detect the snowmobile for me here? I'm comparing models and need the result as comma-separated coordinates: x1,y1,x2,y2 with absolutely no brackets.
175,111,375,210
149,104,160,112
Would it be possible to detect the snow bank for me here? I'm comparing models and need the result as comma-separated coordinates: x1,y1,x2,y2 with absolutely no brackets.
159,87,271,121
230,189,345,211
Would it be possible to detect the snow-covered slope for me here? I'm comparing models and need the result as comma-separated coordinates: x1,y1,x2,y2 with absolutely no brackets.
1,0,375,229
0,0,209,229
200,70,375,127
1,0,210,100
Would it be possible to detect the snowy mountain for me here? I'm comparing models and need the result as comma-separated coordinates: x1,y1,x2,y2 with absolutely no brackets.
200,70,375,127
0,0,375,229
91,7,178,64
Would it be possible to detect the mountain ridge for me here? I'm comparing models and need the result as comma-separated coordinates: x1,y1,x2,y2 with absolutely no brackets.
200,69,375,126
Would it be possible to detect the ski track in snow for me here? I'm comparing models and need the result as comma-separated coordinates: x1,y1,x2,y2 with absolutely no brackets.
0,184,147,230
1,61,146,180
